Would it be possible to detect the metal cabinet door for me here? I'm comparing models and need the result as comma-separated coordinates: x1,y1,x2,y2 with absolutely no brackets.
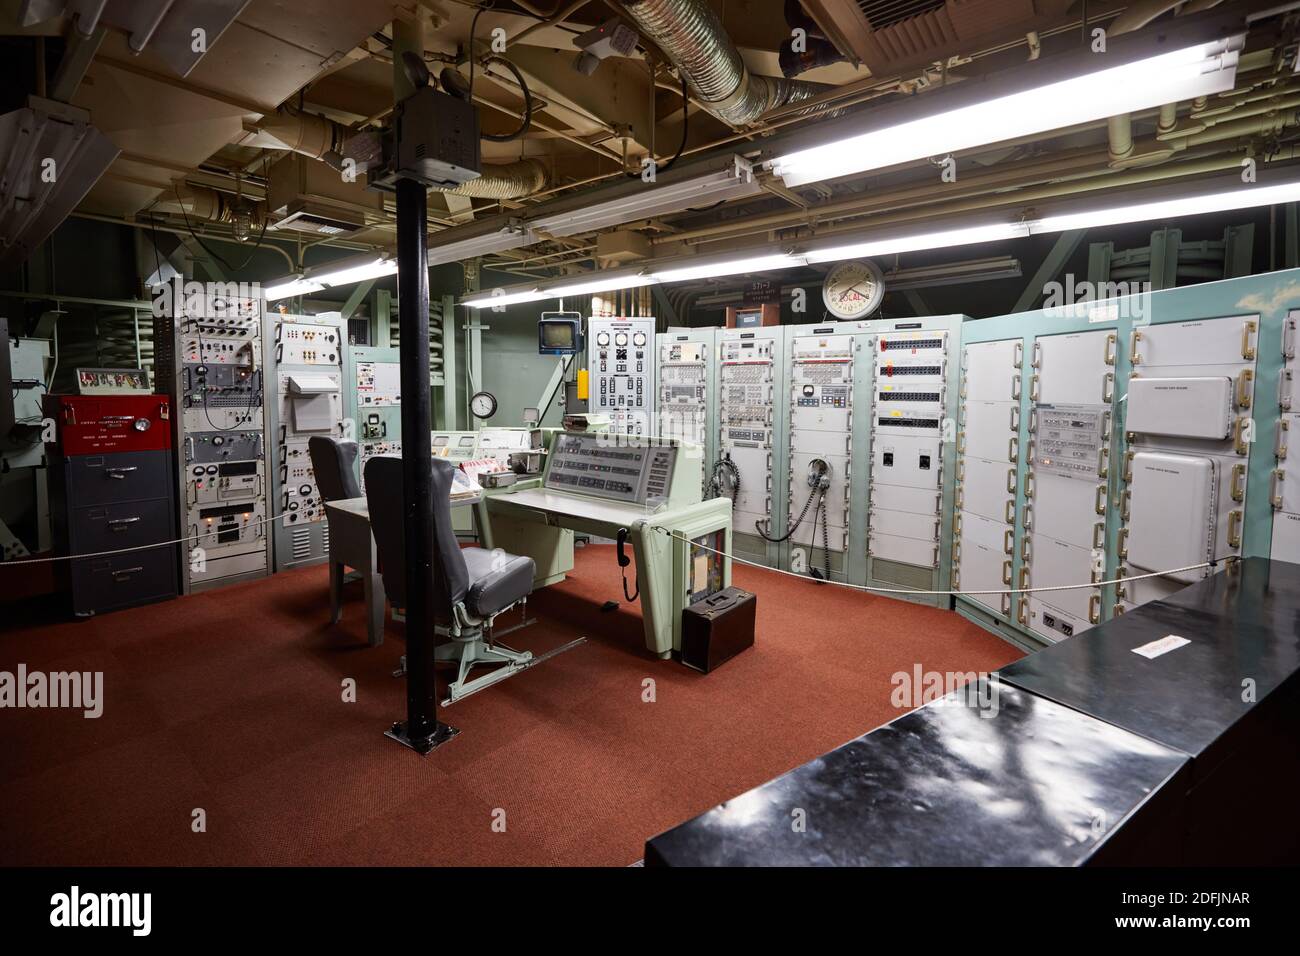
959,455,1015,522
1132,315,1258,369
963,401,1016,464
873,433,942,490
962,339,1021,402
1025,532,1096,624
1028,471,1105,551
1032,329,1114,405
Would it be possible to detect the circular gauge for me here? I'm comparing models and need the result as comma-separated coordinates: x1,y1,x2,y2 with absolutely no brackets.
822,259,885,319
614,332,628,346
470,390,498,420
133,418,151,432
596,331,610,346
632,331,647,346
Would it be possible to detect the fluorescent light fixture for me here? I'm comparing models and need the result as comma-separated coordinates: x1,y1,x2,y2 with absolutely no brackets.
462,287,547,308
805,223,1030,264
771,36,1243,187
309,256,397,287
428,221,535,266
1029,179,1300,233
651,253,805,284
264,277,326,301
531,156,762,238
458,173,1300,308
546,274,657,297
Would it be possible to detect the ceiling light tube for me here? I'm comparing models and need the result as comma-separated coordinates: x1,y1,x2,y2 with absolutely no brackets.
531,156,762,238
805,223,1031,264
264,277,326,301
771,34,1243,188
545,274,658,298
428,221,535,266
651,252,806,284
309,256,397,287
462,288,547,308
1029,179,1300,234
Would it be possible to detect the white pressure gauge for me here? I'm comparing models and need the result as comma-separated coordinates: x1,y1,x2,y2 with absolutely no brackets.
822,259,885,319
470,390,498,419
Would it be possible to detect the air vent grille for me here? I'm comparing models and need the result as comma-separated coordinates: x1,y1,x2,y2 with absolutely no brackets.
857,0,945,30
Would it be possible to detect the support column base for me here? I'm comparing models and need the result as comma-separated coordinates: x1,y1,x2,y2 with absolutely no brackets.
385,719,459,755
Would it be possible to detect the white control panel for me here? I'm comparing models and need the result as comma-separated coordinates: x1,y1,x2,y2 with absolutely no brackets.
718,329,779,553
356,360,401,406
658,339,708,447
588,316,656,437
787,329,854,569
871,330,947,570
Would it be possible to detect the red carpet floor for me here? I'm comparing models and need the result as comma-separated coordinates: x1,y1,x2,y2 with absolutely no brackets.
0,545,1021,866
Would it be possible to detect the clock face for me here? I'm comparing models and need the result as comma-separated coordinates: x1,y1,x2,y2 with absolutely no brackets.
470,390,497,419
822,260,884,319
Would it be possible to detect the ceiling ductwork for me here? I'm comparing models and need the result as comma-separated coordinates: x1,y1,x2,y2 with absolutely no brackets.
18,0,252,77
621,0,828,127
797,0,1076,74
248,109,550,201
438,158,550,200
0,97,119,268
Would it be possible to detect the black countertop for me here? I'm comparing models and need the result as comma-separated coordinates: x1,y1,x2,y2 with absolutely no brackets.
997,558,1300,771
645,680,1188,866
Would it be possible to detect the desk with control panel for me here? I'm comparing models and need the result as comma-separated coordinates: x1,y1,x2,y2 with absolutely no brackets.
485,431,733,658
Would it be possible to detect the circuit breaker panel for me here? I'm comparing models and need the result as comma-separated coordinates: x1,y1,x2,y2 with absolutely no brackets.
154,292,269,592
657,328,717,464
265,314,347,570
1273,312,1300,561
717,327,785,566
954,338,1022,621
785,327,855,580
1119,315,1258,612
1022,330,1116,642
588,317,656,437
349,345,401,490
870,330,948,572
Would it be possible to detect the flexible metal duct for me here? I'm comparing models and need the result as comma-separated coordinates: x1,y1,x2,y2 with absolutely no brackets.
622,0,826,126
438,158,550,199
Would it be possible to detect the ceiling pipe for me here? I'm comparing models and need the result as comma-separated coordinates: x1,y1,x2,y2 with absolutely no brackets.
619,0,827,127
249,105,552,200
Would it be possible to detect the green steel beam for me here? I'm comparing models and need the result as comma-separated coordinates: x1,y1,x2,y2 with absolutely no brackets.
1013,229,1086,313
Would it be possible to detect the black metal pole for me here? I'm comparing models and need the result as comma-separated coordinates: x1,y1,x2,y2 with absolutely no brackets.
387,175,457,753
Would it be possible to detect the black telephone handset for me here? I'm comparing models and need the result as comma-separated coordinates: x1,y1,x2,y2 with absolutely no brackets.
617,528,638,601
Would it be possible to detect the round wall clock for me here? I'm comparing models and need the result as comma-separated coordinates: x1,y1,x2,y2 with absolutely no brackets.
822,259,885,319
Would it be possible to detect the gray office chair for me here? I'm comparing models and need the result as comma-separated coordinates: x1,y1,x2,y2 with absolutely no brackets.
365,455,536,703
308,436,361,502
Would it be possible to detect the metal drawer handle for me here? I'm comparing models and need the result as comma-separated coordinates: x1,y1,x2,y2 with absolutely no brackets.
1016,597,1028,625
1230,464,1246,503
1228,510,1243,549
1237,369,1254,409
1004,499,1015,524
1271,469,1284,509
1006,468,1017,494
105,467,139,478
1097,447,1109,479
1002,560,1012,586
113,567,144,581
108,517,142,531
1129,329,1143,365
1104,332,1117,366
1093,522,1105,550
1233,417,1249,456
1095,484,1107,515
1004,529,1015,554
1242,319,1257,360
1009,436,1019,463
1089,594,1101,625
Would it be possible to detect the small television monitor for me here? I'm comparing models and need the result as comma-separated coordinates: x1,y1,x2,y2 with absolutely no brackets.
538,312,583,355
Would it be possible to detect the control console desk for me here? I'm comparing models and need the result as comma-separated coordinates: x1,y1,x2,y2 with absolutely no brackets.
486,431,732,658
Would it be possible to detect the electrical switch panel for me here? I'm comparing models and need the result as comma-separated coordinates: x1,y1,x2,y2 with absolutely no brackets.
266,315,347,571
1120,315,1258,612
349,345,402,490
870,330,947,569
588,316,656,438
657,335,711,451
718,327,783,563
786,328,855,578
1023,329,1115,642
953,338,1022,620
154,291,269,592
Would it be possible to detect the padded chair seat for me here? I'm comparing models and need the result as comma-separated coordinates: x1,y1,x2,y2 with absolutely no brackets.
461,547,535,618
